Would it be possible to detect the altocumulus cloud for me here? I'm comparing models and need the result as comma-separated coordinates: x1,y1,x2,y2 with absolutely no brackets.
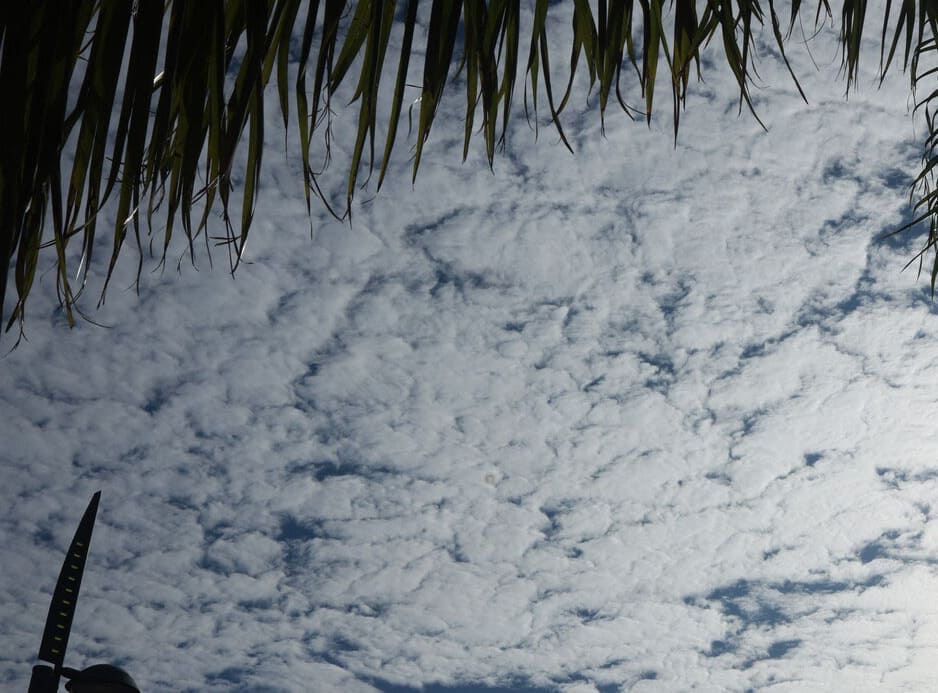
4,2,938,691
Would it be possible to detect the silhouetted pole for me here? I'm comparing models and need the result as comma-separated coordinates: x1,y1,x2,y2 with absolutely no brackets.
27,492,140,693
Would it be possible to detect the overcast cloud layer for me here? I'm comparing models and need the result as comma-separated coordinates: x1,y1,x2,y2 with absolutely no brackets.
3,4,938,692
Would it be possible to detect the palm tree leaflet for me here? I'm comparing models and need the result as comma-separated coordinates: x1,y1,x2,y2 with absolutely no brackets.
2,0,937,334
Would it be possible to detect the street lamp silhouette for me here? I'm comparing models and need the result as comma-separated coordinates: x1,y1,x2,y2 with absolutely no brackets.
28,492,140,693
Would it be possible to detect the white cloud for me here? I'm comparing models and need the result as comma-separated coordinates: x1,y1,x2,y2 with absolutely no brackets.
3,2,938,691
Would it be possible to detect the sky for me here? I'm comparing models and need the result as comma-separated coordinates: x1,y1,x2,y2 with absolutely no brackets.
4,3,938,692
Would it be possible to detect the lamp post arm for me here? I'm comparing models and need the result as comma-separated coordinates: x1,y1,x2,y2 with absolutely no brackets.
28,491,102,693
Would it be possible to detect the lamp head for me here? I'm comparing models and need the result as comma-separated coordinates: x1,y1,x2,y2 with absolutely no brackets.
63,664,140,693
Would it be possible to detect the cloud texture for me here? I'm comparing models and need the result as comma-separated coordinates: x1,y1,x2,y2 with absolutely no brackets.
3,4,938,691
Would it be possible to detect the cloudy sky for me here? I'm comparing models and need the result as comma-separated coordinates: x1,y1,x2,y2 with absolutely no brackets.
4,3,938,692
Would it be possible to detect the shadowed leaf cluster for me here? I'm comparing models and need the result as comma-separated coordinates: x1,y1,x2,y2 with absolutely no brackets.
2,0,938,334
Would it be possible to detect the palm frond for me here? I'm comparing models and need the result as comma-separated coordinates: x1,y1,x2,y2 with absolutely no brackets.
2,0,938,334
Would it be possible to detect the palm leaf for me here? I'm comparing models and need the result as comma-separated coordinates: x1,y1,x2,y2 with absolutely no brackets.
4,1,938,333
